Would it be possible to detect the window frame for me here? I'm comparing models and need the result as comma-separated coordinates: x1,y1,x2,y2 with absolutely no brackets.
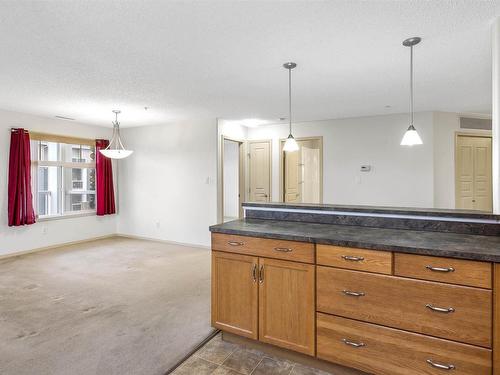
31,137,97,220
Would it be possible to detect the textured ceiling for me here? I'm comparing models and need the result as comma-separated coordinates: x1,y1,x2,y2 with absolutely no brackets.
0,1,499,127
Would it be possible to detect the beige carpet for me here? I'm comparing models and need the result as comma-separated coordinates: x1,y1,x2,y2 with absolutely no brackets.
0,237,213,375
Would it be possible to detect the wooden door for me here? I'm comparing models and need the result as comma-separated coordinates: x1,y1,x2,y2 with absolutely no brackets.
258,258,315,355
284,149,301,202
212,251,258,339
455,135,492,212
249,141,271,202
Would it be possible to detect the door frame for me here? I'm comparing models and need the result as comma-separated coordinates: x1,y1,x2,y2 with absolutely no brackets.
248,139,272,203
279,136,323,203
454,131,492,210
221,136,246,221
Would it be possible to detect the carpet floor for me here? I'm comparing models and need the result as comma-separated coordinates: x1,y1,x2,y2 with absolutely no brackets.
0,237,213,375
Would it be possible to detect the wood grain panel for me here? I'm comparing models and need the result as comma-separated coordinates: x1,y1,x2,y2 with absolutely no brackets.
317,313,491,375
259,258,315,355
493,263,500,375
211,251,258,339
212,233,314,264
395,253,492,289
317,244,392,274
317,267,492,347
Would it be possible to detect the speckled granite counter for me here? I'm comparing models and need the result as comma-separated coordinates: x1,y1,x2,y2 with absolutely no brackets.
209,218,500,262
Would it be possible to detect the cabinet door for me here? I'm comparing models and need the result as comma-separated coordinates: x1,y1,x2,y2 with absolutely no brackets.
212,251,258,339
258,258,315,355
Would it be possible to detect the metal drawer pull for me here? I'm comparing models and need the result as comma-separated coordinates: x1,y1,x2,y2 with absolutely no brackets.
426,359,455,370
426,304,455,313
227,241,244,246
259,265,264,284
341,255,364,262
274,247,293,253
426,265,455,273
252,264,257,283
342,290,365,297
342,338,366,348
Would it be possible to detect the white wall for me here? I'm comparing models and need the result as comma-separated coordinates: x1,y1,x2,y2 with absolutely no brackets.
117,119,218,247
246,112,435,208
223,140,239,218
0,109,116,257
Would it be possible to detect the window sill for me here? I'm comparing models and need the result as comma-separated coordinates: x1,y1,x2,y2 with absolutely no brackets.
37,211,96,222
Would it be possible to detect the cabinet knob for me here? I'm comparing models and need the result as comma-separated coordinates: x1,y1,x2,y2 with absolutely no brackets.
342,290,365,297
426,359,455,370
342,338,366,348
227,241,244,246
426,304,455,313
274,247,293,253
252,264,257,283
341,255,365,262
259,265,264,284
426,265,455,273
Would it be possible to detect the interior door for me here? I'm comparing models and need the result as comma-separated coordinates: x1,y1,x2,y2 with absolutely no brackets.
455,135,492,212
258,258,315,355
249,141,271,202
284,149,300,202
212,251,258,339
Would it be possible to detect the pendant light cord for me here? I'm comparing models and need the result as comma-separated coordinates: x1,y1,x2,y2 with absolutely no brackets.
410,45,414,127
288,66,292,135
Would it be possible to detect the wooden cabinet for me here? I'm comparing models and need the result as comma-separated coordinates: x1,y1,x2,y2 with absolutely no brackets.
317,266,492,347
211,237,316,355
211,251,258,339
317,313,492,375
317,244,393,274
259,258,315,355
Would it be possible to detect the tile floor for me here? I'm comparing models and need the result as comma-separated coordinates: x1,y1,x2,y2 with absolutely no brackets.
172,333,333,375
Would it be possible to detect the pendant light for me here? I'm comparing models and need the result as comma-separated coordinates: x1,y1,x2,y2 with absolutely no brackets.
100,110,133,159
283,62,299,152
400,37,423,146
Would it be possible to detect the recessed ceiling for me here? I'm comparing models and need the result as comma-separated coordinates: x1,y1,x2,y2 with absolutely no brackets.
0,1,499,127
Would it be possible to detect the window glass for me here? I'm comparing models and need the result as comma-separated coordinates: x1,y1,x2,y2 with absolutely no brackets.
37,166,60,217
39,141,59,161
63,167,96,213
61,144,95,163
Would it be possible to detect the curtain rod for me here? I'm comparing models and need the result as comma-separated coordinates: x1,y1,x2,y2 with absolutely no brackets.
10,128,29,132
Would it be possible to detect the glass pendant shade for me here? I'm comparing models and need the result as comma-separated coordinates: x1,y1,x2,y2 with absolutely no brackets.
100,110,133,159
400,124,423,146
283,134,299,152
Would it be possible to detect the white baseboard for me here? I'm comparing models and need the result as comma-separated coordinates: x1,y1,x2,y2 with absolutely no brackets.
0,234,117,260
116,233,210,250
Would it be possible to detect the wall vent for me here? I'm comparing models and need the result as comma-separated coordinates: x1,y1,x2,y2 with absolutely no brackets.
459,117,492,130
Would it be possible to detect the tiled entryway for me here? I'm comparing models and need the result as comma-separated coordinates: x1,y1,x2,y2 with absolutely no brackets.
172,333,333,375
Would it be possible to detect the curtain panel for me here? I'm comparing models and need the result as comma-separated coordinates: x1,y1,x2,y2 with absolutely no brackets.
96,139,116,216
8,128,36,226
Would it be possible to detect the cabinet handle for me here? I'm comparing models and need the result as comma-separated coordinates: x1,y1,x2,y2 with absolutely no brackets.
259,265,264,284
342,290,365,297
341,255,364,262
342,338,366,348
227,241,244,246
426,359,455,370
426,265,455,273
252,264,257,283
426,304,455,313
274,247,292,253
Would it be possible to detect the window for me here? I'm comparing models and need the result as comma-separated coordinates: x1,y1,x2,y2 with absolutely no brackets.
31,138,96,219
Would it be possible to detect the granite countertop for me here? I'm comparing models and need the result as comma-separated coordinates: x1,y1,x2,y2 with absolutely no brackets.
210,219,500,262
242,202,500,221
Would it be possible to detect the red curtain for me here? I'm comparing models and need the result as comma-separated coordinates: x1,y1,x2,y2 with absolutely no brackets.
96,139,116,216
8,129,36,226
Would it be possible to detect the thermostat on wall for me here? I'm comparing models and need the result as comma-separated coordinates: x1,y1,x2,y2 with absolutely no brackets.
360,165,371,172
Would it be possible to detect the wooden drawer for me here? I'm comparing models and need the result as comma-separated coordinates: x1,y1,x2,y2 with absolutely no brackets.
394,253,492,289
317,313,491,375
317,244,392,274
317,267,492,347
211,233,314,264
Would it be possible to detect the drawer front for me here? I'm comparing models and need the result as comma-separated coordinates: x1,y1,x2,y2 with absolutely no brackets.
394,253,492,289
317,244,392,274
211,233,314,263
317,313,492,375
317,267,492,347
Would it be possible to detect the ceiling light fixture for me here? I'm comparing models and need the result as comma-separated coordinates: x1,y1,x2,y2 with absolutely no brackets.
99,110,133,159
401,37,423,146
283,62,299,152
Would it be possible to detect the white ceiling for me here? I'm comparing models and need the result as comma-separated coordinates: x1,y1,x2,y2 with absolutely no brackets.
0,1,499,128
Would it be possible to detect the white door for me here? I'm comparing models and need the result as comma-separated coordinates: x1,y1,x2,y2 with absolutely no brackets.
249,141,271,202
223,140,241,221
455,135,492,212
